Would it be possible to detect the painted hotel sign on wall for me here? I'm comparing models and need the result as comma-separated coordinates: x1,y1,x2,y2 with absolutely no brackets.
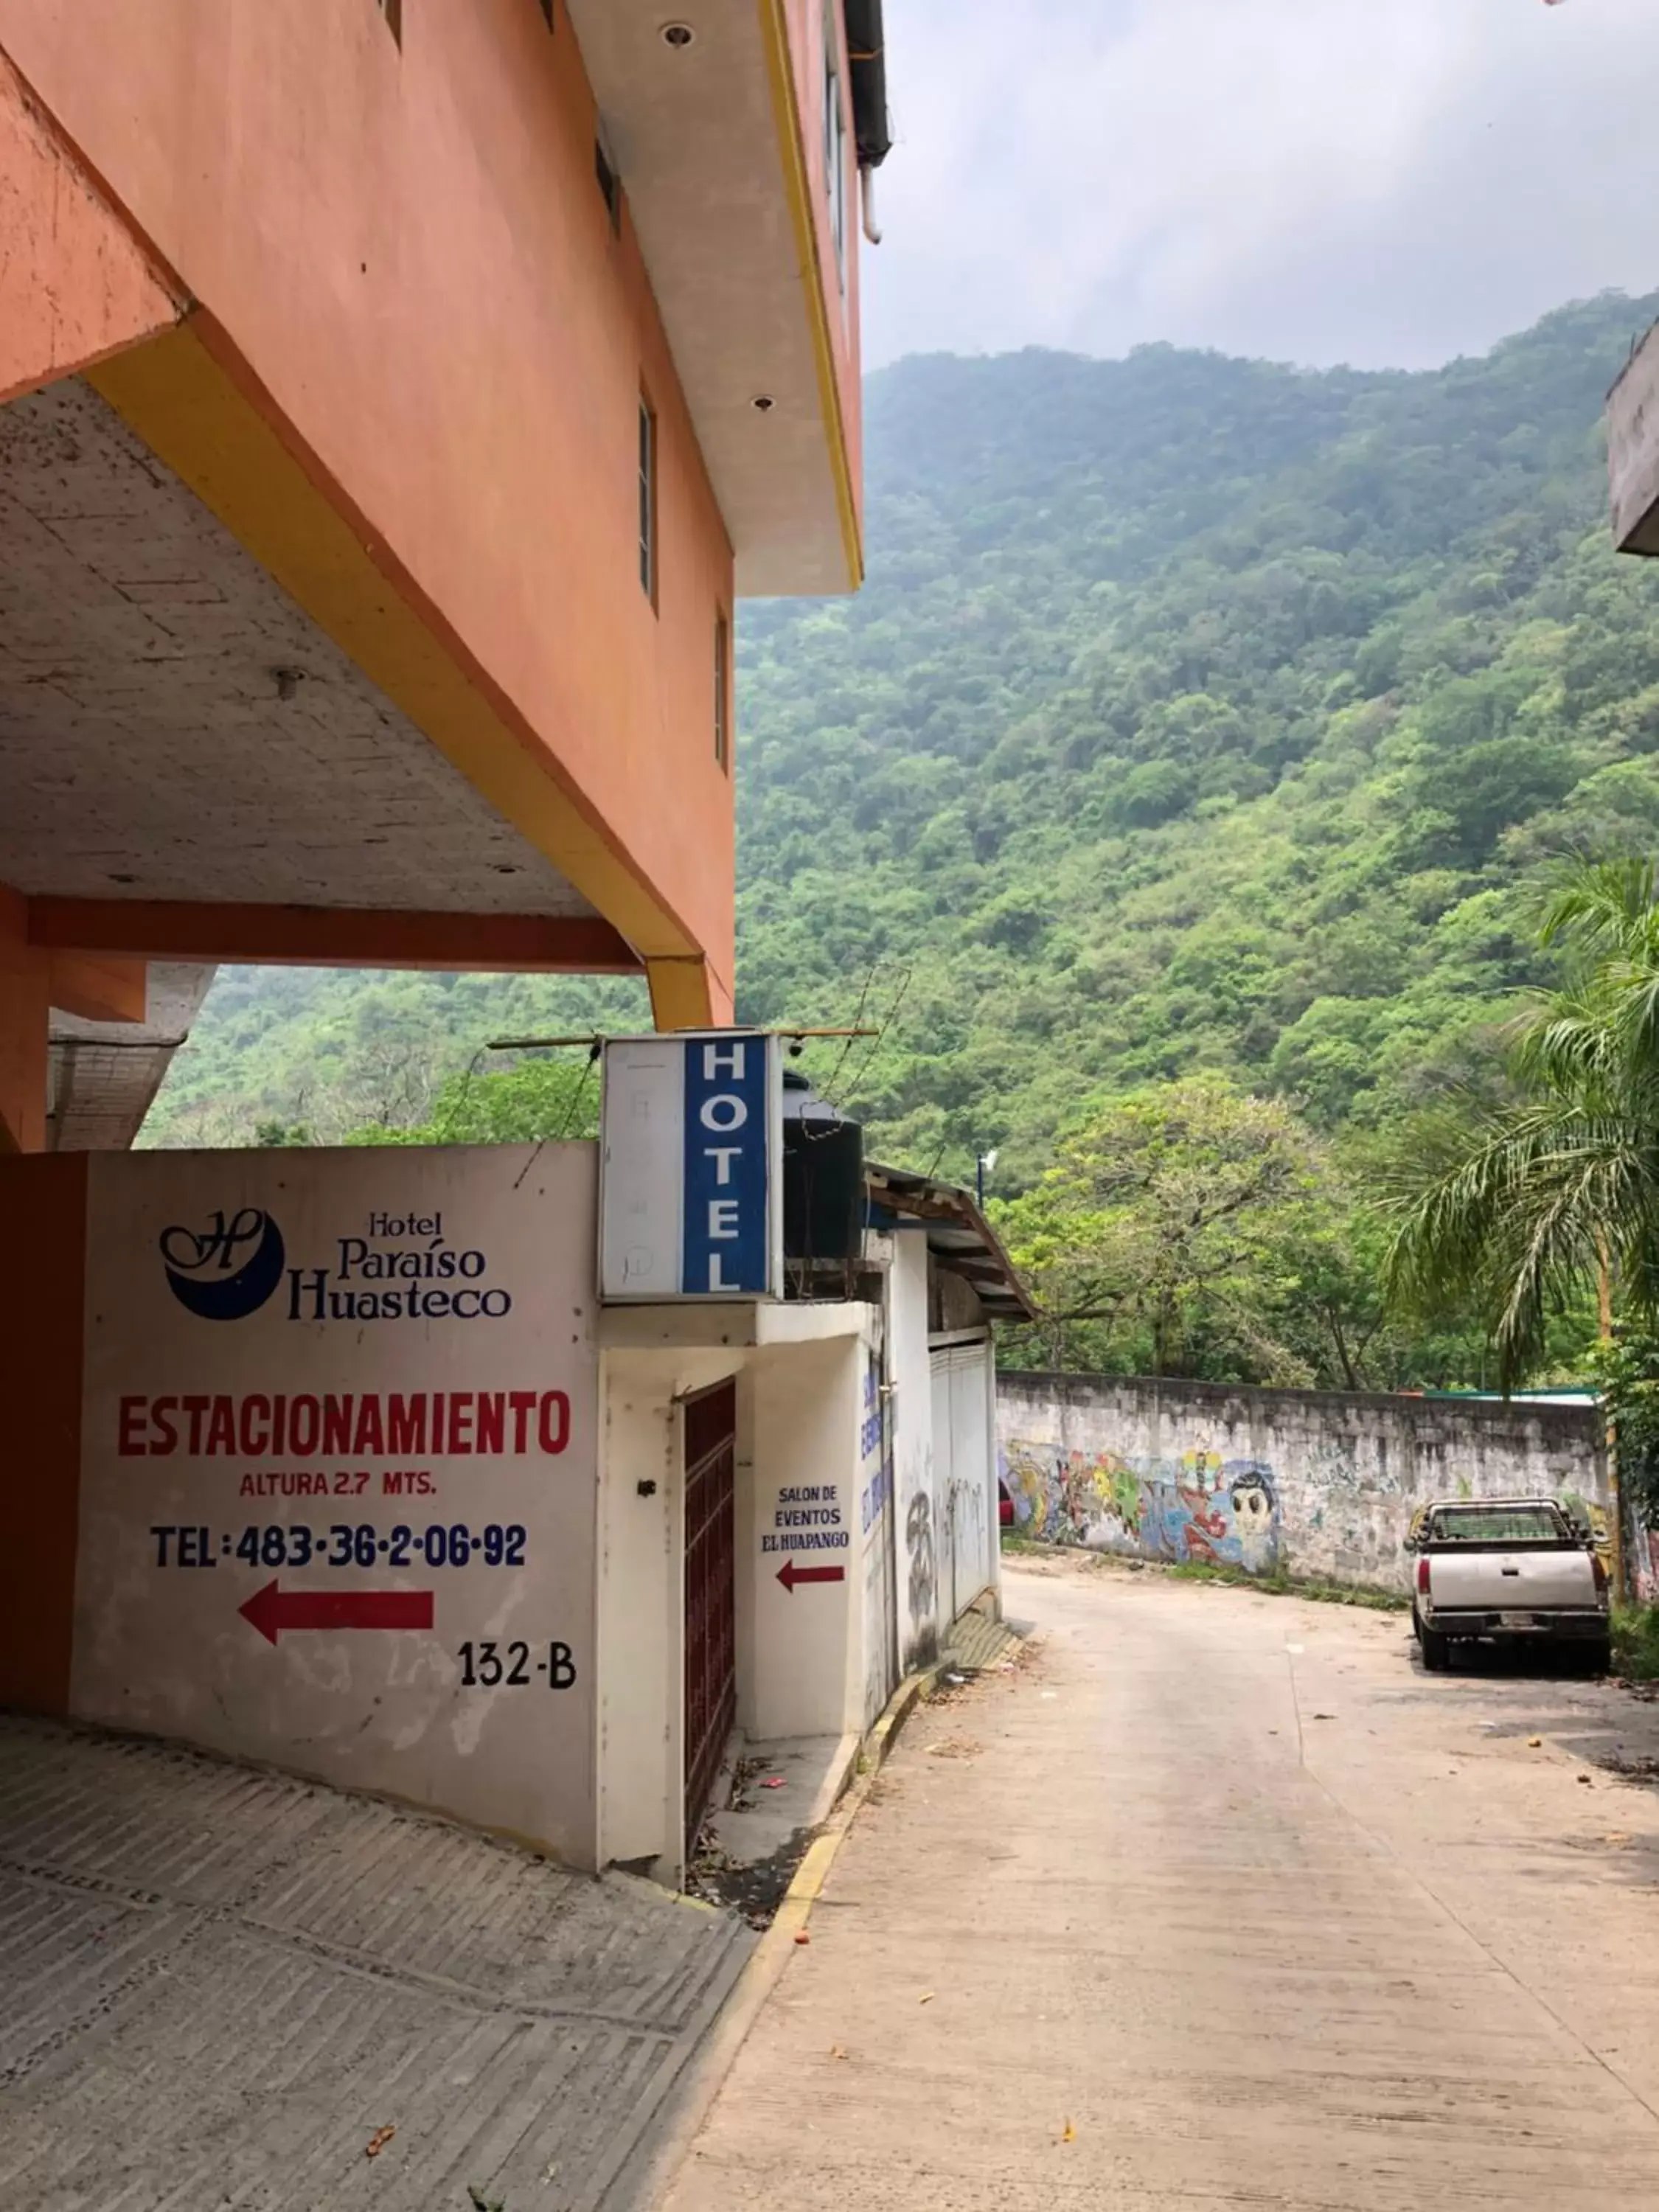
599,1032,784,1301
73,1144,600,1863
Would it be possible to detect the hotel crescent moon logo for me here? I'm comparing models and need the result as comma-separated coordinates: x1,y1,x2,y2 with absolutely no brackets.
160,1208,288,1321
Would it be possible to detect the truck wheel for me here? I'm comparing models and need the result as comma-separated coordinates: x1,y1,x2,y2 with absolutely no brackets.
1411,1603,1425,1644
1587,1635,1613,1677
1421,1627,1450,1673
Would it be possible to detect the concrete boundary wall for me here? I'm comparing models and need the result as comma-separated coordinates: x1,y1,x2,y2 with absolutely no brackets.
997,1373,1610,1594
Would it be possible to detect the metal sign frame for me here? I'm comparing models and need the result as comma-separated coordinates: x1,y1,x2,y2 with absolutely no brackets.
598,1031,785,1303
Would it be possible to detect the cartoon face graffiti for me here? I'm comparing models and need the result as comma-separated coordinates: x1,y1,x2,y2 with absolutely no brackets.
1227,1465,1280,1573
905,1490,936,1624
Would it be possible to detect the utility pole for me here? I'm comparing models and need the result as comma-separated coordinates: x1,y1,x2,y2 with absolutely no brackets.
1599,1245,1627,1607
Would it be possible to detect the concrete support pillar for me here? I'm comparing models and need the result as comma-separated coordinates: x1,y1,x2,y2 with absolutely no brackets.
0,888,52,1152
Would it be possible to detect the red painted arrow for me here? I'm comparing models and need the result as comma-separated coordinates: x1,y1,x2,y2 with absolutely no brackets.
239,1579,434,1646
776,1557,846,1594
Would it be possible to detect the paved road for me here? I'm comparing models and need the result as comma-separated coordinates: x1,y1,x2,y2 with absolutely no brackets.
0,1715,751,2211
661,1557,1659,2211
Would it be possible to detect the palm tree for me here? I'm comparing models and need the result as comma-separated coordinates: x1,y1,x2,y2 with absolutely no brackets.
1387,857,1659,1387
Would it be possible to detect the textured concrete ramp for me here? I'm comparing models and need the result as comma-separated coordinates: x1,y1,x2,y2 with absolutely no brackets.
0,1716,753,2211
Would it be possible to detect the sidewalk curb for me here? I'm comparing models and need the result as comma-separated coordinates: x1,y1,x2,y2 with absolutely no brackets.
606,1660,945,2211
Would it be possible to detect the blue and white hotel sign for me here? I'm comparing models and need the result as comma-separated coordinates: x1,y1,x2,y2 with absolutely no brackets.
599,1032,784,1301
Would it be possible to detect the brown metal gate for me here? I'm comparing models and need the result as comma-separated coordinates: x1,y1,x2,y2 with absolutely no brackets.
683,1377,737,1849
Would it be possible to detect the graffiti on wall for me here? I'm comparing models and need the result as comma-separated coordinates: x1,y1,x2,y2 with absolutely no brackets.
905,1489,936,1623
1001,1441,1284,1574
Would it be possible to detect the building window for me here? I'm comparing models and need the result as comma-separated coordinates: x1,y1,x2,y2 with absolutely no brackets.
595,138,622,234
639,397,657,605
378,0,402,46
714,613,730,771
823,23,846,282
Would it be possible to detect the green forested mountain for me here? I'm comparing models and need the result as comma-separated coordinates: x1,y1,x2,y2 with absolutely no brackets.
151,293,1659,1202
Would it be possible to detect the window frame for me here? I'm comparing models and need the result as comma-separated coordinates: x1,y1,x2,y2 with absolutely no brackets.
638,393,658,608
823,13,847,285
714,611,731,772
595,136,622,235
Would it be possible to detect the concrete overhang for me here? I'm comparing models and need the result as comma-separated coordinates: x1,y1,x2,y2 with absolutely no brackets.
566,0,860,597
599,1298,873,1352
0,376,612,933
47,964,213,1153
866,1162,1037,1322
1610,319,1659,555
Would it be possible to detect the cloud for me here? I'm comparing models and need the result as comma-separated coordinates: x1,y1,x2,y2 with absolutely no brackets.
863,0,1659,370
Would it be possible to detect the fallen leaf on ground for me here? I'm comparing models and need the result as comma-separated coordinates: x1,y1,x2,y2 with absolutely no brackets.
1606,1833,1634,1847
364,2127,396,2159
1061,2121,1077,2143
794,1932,811,1946
830,2045,848,2060
1527,1736,1544,1749
919,1991,935,2005
1578,1774,1594,1787
760,1778,785,1790
1312,1713,1336,1722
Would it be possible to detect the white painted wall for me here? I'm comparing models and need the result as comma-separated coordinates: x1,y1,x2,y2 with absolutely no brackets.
745,1333,868,1742
595,1303,872,1881
75,1144,599,1865
888,1230,939,1672
858,1334,898,1731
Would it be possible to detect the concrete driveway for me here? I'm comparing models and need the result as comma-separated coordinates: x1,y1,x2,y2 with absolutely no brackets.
658,1557,1659,2211
0,1714,751,2211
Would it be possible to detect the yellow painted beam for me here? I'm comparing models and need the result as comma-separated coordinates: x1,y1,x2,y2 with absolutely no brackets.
757,0,864,592
647,956,716,1032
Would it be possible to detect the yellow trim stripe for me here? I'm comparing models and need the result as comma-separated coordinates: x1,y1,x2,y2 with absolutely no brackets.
757,0,864,591
647,956,716,1032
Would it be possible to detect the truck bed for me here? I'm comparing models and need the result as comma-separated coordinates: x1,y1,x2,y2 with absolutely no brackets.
1423,1546,1597,1617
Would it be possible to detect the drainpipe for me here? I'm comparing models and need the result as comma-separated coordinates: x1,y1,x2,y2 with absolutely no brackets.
846,0,892,230
860,162,883,246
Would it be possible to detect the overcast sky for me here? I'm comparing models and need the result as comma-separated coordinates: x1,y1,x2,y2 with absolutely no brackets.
862,0,1659,372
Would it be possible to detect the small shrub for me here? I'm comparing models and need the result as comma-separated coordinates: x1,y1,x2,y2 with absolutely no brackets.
1613,1602,1659,1681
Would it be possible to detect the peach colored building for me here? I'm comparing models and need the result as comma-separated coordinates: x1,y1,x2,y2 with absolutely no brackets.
0,0,887,1155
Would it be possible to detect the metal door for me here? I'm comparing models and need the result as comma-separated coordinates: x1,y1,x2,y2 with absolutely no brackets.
683,1378,737,1849
931,1340,994,1627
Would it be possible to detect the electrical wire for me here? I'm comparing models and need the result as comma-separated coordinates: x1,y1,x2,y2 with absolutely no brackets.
512,1044,599,1189
815,961,881,1107
836,961,914,1114
555,1045,601,1138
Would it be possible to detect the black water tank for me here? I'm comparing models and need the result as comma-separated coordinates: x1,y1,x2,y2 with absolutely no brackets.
782,1070,865,1262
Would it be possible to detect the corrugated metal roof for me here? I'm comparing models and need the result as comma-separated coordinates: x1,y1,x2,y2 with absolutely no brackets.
865,1162,1035,1321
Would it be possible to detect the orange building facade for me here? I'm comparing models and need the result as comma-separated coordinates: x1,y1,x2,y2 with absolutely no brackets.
0,0,877,1153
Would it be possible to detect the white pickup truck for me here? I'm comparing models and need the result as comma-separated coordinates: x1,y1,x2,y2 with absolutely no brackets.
1407,1499,1610,1674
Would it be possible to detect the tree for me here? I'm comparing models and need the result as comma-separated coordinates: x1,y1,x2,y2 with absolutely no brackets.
344,1054,602,1147
995,1076,1327,1381
254,1119,312,1148
1387,857,1659,1386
